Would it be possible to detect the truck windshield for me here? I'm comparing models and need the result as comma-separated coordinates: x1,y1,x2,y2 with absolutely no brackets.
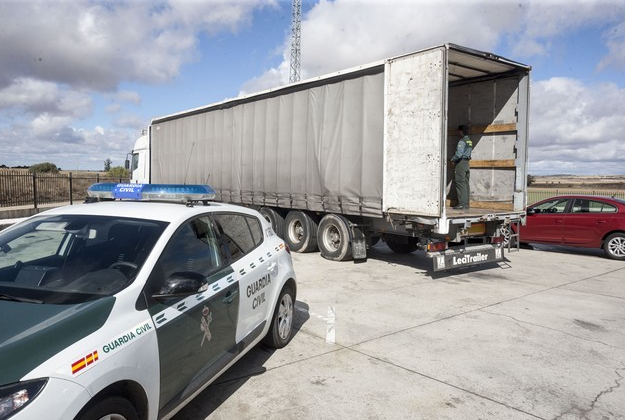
0,214,167,304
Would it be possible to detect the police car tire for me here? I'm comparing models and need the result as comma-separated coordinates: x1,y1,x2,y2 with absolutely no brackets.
76,396,138,420
284,211,319,253
317,214,352,261
259,207,285,238
385,236,419,254
262,285,295,348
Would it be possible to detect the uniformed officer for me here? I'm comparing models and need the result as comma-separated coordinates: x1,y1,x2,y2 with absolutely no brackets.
451,124,473,210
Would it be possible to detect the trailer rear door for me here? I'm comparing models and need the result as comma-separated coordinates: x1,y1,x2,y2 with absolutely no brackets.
383,47,446,217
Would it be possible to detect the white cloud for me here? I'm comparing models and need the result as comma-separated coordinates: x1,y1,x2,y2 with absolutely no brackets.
598,21,625,71
0,78,92,119
0,121,134,170
529,77,625,174
0,0,276,90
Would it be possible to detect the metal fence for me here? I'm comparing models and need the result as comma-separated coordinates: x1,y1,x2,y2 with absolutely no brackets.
527,188,625,205
0,171,126,208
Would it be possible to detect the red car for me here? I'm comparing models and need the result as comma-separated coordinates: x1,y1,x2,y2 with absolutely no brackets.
511,195,625,260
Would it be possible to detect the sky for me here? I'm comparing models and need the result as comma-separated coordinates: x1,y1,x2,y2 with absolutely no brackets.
0,0,624,175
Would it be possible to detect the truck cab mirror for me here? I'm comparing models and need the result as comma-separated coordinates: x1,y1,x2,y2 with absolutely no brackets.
124,159,130,170
152,272,208,300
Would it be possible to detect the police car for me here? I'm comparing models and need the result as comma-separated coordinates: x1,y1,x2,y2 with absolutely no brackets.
0,184,297,420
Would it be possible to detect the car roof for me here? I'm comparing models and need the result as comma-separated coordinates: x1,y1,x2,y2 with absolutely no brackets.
34,200,262,223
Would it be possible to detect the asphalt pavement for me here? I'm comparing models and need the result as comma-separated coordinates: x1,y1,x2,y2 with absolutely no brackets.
175,243,625,419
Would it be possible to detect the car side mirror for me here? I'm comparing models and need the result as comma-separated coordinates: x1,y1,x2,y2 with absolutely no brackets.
152,272,208,300
527,208,536,216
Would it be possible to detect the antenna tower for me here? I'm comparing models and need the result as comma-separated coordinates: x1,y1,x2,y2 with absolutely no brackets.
289,0,302,83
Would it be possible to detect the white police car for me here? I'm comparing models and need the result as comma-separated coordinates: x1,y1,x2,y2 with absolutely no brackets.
0,184,297,420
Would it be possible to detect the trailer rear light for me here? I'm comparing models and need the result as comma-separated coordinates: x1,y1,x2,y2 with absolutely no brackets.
428,242,447,252
491,236,504,244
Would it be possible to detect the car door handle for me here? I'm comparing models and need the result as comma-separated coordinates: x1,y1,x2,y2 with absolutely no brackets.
597,220,606,224
222,289,238,304
267,262,277,271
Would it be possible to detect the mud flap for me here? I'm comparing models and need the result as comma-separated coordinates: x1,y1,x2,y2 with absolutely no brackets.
350,225,367,260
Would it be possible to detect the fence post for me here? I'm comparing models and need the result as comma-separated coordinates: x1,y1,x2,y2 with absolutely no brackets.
32,172,38,209
69,172,73,205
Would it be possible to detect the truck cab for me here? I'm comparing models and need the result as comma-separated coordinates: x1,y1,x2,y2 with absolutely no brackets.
128,133,149,184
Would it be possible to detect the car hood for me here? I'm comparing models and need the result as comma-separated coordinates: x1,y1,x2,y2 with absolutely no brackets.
0,297,115,384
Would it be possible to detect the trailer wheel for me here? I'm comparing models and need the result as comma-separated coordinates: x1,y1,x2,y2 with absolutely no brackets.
259,207,285,239
385,236,419,253
318,214,352,261
284,211,319,253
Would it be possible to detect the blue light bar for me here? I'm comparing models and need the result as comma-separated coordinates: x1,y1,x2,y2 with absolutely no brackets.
87,183,216,202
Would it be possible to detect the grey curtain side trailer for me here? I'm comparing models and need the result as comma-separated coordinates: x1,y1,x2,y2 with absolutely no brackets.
136,43,531,271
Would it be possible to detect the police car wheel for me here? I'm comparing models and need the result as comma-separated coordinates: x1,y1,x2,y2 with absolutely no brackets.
262,285,295,348
76,396,138,420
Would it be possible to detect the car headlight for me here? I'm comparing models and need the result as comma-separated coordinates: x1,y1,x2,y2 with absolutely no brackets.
0,379,47,420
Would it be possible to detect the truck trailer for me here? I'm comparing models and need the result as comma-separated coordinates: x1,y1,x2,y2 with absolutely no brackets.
129,43,531,271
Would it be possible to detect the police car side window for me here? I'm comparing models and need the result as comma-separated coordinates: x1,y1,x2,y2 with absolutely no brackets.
247,216,263,246
212,214,262,263
157,217,224,282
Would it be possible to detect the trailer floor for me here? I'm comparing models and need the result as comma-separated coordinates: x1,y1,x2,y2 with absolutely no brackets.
446,206,518,218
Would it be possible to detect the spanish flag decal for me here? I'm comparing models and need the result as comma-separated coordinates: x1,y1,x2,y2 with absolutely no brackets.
71,350,99,375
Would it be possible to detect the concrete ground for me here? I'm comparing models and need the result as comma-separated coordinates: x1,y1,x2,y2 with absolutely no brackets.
175,243,625,420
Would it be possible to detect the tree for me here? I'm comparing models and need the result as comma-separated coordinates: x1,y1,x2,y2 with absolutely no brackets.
29,162,59,173
107,166,129,179
527,174,535,187
104,158,112,172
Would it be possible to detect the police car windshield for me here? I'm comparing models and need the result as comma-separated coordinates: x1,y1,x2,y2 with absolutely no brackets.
0,214,167,304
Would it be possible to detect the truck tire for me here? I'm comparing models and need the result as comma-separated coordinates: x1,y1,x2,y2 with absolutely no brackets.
317,214,352,261
284,211,319,253
603,232,625,260
259,207,285,239
385,236,419,253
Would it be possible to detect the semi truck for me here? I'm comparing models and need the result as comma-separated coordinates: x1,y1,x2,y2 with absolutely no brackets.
128,43,530,271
